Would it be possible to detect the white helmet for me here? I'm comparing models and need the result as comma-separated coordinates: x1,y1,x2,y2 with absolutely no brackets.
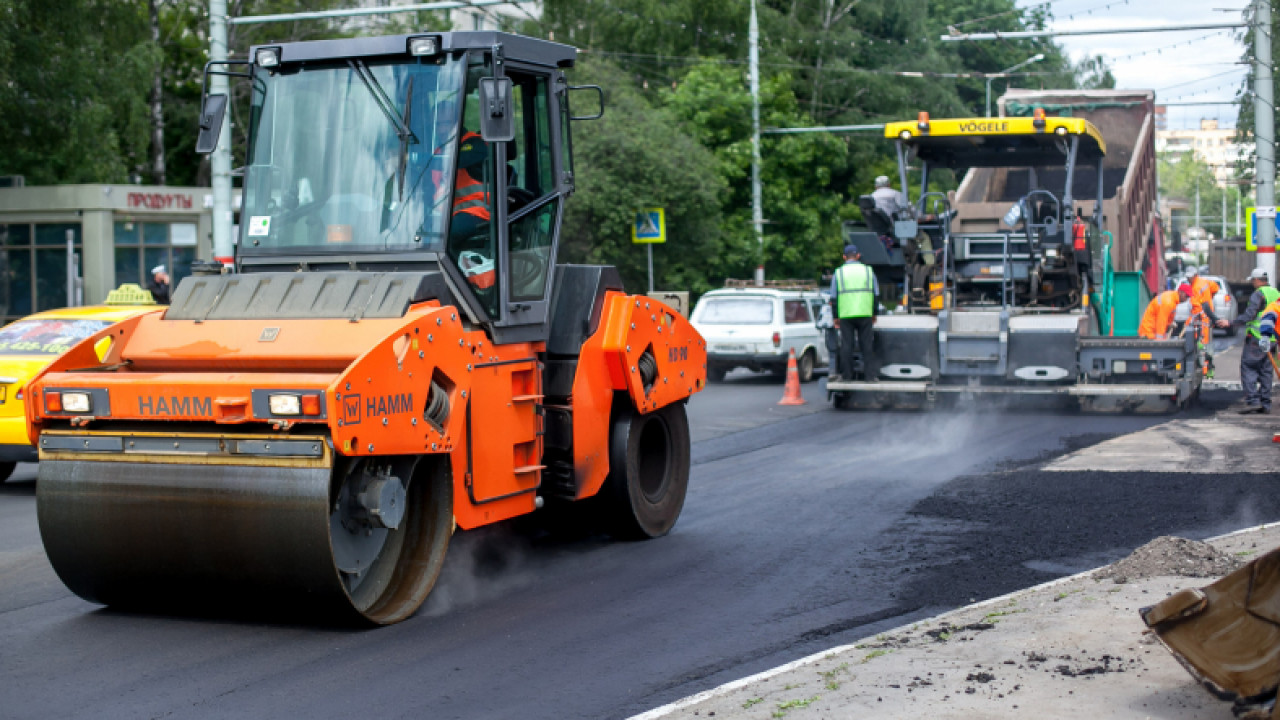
1184,266,1199,279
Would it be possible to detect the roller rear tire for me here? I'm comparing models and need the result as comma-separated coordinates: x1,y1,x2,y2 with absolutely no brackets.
0,461,14,483
603,402,690,539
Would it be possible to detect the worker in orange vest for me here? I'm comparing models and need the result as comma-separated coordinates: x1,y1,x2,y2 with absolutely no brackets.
448,131,491,239
1184,267,1230,343
434,129,495,290
1138,284,1191,339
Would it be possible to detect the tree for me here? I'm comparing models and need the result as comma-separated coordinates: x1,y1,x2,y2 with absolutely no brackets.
1234,2,1274,183
0,1,158,184
1159,151,1247,240
664,62,857,281
558,59,728,293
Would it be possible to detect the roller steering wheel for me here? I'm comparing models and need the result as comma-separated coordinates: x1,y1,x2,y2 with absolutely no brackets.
509,251,543,290
507,187,537,213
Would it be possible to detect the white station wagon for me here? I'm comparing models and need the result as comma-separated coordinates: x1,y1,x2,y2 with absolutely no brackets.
690,287,830,382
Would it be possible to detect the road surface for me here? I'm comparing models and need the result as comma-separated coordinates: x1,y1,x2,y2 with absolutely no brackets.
0,372,1252,720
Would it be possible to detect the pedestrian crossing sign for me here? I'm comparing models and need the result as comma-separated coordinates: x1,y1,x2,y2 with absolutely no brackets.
632,208,666,244
1246,206,1280,251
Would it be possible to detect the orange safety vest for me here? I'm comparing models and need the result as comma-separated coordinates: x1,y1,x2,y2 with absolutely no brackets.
452,132,491,221
452,168,491,221
1260,298,1280,330
1138,290,1180,339
1189,276,1220,319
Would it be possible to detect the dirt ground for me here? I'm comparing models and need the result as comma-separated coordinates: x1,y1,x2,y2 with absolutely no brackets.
635,524,1280,720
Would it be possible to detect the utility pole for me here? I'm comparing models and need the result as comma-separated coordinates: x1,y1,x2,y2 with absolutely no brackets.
210,0,233,265
1195,179,1200,249
1238,192,1242,235
1254,0,1275,284
749,0,764,286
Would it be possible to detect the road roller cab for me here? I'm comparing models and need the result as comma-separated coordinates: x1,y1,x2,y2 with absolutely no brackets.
26,32,706,625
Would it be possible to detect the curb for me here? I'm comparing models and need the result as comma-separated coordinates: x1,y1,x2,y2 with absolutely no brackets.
628,520,1280,720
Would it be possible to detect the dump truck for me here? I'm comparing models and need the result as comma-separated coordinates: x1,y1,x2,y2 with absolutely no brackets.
1209,238,1256,303
27,31,706,625
831,107,1200,412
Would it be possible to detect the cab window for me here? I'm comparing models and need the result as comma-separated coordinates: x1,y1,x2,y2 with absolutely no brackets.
506,71,557,303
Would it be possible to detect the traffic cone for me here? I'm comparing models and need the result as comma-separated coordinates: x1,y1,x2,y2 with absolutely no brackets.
778,349,806,406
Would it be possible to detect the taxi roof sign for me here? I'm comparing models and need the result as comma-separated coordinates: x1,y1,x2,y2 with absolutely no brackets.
103,283,157,306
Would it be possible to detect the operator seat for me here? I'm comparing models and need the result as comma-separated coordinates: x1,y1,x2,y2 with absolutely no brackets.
857,195,895,239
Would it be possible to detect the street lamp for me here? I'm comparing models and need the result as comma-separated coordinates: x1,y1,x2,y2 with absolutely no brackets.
986,53,1045,117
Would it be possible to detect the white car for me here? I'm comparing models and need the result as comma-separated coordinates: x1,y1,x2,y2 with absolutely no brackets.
1172,274,1237,335
691,287,830,382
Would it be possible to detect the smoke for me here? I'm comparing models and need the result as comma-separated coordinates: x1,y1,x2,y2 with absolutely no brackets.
421,524,539,617
837,394,1076,476
1197,492,1271,540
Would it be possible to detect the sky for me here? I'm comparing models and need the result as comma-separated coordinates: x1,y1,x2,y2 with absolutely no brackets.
1012,0,1250,129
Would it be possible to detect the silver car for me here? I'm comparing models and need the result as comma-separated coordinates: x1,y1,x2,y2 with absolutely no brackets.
1172,274,1237,335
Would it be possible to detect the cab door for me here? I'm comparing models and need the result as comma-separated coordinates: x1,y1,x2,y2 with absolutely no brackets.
492,67,564,338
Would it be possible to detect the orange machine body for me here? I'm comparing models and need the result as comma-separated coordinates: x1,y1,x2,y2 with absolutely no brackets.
27,294,705,530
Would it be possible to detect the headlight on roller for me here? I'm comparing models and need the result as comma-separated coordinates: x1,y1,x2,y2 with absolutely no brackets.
62,392,92,413
268,394,301,416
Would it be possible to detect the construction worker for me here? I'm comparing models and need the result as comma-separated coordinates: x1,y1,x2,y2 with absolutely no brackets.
1185,267,1231,340
1235,268,1280,413
448,130,491,243
830,244,878,381
147,264,171,305
1138,283,1191,340
871,176,908,217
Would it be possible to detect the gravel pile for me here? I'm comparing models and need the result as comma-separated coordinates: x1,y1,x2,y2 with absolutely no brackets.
1094,535,1243,584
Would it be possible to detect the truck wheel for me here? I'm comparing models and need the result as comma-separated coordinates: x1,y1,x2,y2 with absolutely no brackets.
707,367,727,383
798,350,816,383
0,462,13,483
603,402,690,540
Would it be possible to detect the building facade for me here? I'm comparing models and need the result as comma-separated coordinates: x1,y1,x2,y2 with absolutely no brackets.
1155,118,1250,188
0,184,237,323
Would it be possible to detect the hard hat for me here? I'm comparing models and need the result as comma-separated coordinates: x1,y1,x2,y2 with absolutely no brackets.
844,244,859,256
874,175,890,188
1251,267,1269,281
1177,283,1193,296
1184,266,1198,278
151,264,166,275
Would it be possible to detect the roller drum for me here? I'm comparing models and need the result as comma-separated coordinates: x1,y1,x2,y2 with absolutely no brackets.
37,455,452,624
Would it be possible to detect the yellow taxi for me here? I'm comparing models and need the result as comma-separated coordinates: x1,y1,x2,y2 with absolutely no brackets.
0,285,162,481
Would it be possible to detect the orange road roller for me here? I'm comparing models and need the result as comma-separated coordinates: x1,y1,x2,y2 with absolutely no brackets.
27,31,705,624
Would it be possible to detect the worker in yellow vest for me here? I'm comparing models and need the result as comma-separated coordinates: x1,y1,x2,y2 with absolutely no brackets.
1242,268,1280,413
829,244,878,381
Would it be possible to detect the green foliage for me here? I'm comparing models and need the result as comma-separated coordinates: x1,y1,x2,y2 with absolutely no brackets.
663,62,855,282
559,59,727,294
1158,151,1247,238
1234,4,1274,177
0,0,158,183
